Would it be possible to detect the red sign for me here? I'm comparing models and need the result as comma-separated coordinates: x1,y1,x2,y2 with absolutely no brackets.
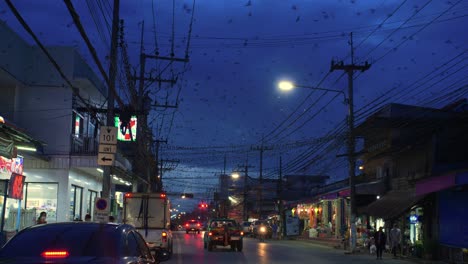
8,173,26,200
0,156,23,175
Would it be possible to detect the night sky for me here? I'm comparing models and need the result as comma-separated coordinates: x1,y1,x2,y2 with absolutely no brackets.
1,0,467,212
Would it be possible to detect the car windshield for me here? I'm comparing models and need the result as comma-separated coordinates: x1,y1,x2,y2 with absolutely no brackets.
0,224,120,257
210,220,236,228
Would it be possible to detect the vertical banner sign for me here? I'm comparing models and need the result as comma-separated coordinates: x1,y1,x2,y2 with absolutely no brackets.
8,173,26,200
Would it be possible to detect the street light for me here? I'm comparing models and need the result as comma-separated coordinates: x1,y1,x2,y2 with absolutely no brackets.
277,79,357,250
277,80,348,104
231,172,240,179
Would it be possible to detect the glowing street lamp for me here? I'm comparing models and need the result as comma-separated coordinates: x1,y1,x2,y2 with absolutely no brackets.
231,172,240,179
277,80,348,104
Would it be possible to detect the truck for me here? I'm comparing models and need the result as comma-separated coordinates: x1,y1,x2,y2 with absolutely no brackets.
123,192,173,257
203,218,244,252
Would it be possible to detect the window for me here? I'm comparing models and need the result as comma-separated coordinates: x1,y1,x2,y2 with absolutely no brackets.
70,185,83,221
87,190,98,216
126,232,140,257
25,182,58,224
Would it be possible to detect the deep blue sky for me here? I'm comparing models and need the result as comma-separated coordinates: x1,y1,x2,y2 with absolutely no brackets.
1,0,467,211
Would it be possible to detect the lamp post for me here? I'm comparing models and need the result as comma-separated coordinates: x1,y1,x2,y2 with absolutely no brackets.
278,80,356,248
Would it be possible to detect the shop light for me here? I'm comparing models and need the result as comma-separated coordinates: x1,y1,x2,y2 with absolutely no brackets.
96,168,103,173
113,176,119,180
16,146,37,152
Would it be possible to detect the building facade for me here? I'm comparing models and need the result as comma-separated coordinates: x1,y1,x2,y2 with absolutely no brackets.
0,20,137,239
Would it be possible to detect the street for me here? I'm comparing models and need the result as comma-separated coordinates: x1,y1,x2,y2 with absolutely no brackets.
166,231,416,264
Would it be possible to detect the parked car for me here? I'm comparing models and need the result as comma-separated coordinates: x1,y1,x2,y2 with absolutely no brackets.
0,222,170,264
250,220,273,239
184,219,202,234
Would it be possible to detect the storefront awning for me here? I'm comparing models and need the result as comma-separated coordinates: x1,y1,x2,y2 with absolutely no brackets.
362,190,425,220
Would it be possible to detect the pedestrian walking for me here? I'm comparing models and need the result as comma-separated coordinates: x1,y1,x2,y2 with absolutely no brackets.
373,227,386,260
271,222,278,239
389,224,402,258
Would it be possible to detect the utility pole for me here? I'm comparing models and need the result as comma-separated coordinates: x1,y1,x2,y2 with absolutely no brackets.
154,139,167,192
251,140,272,218
278,155,284,239
134,21,188,193
330,32,370,252
240,160,254,221
102,0,120,199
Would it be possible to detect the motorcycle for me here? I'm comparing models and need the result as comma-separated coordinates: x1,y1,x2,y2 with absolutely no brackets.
258,225,267,242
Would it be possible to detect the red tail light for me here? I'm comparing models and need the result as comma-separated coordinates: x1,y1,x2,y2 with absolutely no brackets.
185,224,189,227
160,193,166,198
124,193,132,198
197,223,200,227
41,250,69,258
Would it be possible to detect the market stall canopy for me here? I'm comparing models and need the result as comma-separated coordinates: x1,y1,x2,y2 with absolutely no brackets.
361,190,426,220
0,116,45,159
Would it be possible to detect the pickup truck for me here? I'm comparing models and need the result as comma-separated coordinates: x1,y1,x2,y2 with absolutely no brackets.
203,218,244,252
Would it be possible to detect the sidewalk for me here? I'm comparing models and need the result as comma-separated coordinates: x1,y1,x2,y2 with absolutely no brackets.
293,236,447,264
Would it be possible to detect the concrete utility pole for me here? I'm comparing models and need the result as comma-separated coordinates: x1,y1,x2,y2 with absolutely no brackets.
251,140,273,218
102,0,120,199
154,139,167,192
134,21,188,193
239,160,254,221
330,32,370,252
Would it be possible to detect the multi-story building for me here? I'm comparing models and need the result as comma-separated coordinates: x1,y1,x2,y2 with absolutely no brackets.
0,20,140,237
356,102,468,261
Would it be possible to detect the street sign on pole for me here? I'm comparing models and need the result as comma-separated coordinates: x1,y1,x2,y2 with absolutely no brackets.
93,197,110,223
98,126,117,166
97,153,115,166
98,144,117,154
99,126,118,145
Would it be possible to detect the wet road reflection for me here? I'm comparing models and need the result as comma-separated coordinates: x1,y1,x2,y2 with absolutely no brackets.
166,231,417,264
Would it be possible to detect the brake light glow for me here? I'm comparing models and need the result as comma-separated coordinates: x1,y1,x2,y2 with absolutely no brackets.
124,193,132,198
160,193,166,198
41,250,69,258
162,232,167,237
185,223,189,227
197,223,200,227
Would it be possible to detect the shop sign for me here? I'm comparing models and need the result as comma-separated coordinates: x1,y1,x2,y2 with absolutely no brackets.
8,173,26,200
0,155,23,175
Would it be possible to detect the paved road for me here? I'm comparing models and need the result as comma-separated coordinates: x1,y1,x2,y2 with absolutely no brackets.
165,231,417,264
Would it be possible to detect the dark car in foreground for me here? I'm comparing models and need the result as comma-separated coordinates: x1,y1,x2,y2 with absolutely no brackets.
0,222,169,264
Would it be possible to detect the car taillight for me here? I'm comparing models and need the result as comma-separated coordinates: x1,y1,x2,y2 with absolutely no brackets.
185,224,189,227
197,223,200,227
124,193,132,198
41,250,69,258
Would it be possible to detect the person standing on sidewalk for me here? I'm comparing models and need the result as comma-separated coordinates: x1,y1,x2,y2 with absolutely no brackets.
389,224,401,258
374,227,386,260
